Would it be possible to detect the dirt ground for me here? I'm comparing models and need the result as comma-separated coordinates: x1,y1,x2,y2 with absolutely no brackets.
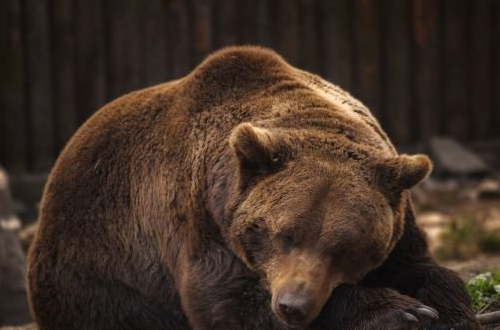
413,178,500,329
413,177,500,276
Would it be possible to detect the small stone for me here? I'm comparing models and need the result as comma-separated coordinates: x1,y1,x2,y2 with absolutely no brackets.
418,212,449,227
477,178,500,199
0,167,22,230
0,229,32,326
0,166,32,325
422,177,459,193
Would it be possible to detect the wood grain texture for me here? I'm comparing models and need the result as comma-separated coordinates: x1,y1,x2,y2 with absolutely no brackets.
74,0,107,123
269,0,299,65
238,0,270,46
190,0,213,64
494,0,500,131
213,0,237,47
469,0,493,140
50,0,77,152
24,0,54,171
141,0,169,85
443,0,469,140
0,0,28,173
382,0,411,144
412,0,442,142
352,0,382,117
298,0,319,73
104,0,142,99
253,0,271,47
320,0,353,90
167,0,192,77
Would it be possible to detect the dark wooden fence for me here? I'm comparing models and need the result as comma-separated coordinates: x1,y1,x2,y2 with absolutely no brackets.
1,0,500,176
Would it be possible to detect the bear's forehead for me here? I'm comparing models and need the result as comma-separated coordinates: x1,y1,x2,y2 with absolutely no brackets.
247,166,388,225
250,121,392,166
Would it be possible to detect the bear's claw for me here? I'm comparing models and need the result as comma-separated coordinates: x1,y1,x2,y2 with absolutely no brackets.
411,306,439,323
403,312,420,329
400,306,439,330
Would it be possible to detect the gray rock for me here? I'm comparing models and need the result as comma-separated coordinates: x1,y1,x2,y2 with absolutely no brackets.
0,227,32,326
429,137,490,177
0,167,21,230
0,166,32,326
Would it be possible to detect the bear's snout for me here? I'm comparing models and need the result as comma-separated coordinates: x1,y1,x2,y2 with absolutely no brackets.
275,288,315,328
269,251,337,328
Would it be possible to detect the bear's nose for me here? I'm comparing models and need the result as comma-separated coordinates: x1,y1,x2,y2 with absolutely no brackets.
277,293,313,327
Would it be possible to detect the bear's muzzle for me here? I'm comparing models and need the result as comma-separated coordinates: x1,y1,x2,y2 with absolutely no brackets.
270,251,339,328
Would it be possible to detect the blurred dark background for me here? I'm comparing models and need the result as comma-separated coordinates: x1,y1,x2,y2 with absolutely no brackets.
1,0,500,201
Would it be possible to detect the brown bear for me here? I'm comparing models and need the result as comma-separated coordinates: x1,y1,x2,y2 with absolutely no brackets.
28,46,479,330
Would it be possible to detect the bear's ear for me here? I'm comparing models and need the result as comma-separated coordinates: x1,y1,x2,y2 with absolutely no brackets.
229,123,283,181
375,154,433,192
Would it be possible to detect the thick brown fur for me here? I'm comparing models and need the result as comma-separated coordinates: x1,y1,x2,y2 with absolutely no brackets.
28,46,479,330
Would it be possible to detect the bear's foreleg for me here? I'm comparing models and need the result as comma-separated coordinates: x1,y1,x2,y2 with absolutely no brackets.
309,284,438,330
360,204,481,330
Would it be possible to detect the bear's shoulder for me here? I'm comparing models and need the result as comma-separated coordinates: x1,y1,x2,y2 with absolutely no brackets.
183,46,291,94
193,46,289,78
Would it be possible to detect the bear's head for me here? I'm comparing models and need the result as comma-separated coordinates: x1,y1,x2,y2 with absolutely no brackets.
222,123,432,329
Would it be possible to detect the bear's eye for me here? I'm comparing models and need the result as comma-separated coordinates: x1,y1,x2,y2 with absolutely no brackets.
277,233,295,253
247,219,265,233
270,153,281,164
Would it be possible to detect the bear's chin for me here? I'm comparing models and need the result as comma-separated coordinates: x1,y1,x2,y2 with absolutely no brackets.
274,314,306,330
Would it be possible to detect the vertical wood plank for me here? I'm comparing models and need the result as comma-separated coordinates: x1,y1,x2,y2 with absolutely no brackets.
254,0,271,47
189,0,213,64
75,0,107,123
0,0,4,165
382,0,412,144
442,0,469,140
239,0,270,46
320,0,353,89
213,0,237,47
494,0,500,132
470,0,493,140
25,0,54,171
239,1,251,44
166,0,192,77
104,0,143,99
269,0,299,65
141,0,168,86
352,0,382,117
412,0,442,142
50,0,77,153
0,0,28,173
298,0,319,73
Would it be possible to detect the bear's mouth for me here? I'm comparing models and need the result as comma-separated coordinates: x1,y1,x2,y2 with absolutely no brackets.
279,319,303,330
273,309,305,330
